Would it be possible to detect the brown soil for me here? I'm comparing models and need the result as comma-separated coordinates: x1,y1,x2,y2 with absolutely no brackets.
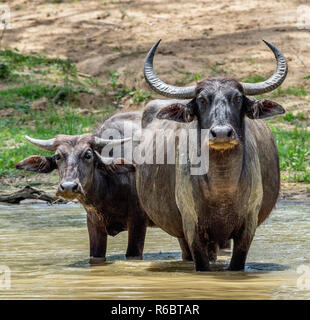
1,0,310,200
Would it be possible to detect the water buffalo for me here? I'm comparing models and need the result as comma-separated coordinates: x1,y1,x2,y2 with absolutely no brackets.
136,40,288,271
15,111,155,260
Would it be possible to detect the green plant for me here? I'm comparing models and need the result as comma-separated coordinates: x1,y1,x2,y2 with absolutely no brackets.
129,89,151,103
271,125,310,182
283,112,295,122
175,70,203,85
108,71,120,91
0,104,115,177
283,112,306,123
242,75,265,83
108,71,151,103
271,87,307,97
0,63,10,79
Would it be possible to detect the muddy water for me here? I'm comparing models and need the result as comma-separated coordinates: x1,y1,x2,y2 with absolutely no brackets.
0,201,309,299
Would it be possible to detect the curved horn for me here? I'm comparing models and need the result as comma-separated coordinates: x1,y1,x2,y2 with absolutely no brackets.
241,40,288,95
144,40,196,99
25,136,56,151
94,136,131,148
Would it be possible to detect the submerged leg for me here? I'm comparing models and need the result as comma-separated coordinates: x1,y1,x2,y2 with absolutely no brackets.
183,222,210,271
87,213,107,258
190,238,210,271
126,216,147,260
229,223,255,271
178,237,193,261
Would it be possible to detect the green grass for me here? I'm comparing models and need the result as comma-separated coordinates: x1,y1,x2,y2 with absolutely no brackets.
283,112,306,122
0,104,114,177
242,75,265,83
108,70,152,103
270,125,310,183
0,48,77,84
271,87,308,97
0,49,117,177
175,70,204,85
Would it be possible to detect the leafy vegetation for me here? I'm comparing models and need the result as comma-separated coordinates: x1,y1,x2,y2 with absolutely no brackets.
0,104,112,177
242,75,265,83
283,112,306,123
271,86,307,97
107,70,151,103
270,125,310,183
175,70,203,85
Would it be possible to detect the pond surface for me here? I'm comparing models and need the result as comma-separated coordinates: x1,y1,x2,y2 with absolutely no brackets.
0,201,310,299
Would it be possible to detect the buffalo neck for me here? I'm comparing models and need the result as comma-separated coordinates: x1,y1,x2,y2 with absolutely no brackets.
196,122,245,196
79,169,126,211
205,144,244,195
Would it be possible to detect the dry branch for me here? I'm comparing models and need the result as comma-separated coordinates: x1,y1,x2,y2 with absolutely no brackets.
0,186,67,204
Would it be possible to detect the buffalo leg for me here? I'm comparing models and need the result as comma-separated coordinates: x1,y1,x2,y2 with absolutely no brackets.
87,213,107,258
190,239,210,271
229,228,255,271
184,223,210,271
207,241,219,262
126,217,147,260
178,238,193,261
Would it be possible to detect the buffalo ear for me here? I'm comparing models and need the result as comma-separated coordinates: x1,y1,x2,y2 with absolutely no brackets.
95,152,135,175
15,155,57,173
156,103,195,123
245,98,285,119
106,159,136,175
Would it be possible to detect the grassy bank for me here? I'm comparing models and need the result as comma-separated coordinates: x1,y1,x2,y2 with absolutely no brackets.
0,49,309,184
0,105,109,177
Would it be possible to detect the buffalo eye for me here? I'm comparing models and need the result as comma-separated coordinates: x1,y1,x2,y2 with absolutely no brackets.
84,149,93,160
196,95,210,112
232,94,243,105
55,153,62,161
197,95,209,106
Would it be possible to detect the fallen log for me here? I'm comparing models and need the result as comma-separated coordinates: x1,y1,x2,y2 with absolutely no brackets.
0,185,68,204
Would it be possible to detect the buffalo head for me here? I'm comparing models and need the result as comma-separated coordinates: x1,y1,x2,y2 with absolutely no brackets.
144,40,287,151
15,134,133,200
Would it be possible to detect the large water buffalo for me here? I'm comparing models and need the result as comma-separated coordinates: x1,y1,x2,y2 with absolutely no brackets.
15,111,155,260
136,40,288,271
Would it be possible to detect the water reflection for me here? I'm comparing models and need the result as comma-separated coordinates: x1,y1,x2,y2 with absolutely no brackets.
0,202,309,299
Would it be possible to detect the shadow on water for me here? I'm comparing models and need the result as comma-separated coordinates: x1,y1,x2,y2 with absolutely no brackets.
69,251,289,275
69,251,183,268
146,260,289,273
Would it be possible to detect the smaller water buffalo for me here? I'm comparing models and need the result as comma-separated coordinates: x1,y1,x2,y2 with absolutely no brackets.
16,111,154,260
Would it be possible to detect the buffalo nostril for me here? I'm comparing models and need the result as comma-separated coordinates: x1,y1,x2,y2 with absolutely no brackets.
59,181,79,193
210,126,235,143
210,129,217,138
